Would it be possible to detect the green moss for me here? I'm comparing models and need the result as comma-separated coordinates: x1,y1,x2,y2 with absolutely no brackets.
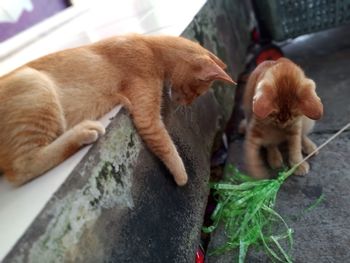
24,115,141,263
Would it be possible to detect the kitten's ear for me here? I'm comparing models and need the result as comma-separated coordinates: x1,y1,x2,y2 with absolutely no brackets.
207,51,227,69
299,79,323,120
252,83,276,119
198,60,236,84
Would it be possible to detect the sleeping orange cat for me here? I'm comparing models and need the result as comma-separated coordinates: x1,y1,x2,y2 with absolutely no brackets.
0,34,235,186
240,58,323,179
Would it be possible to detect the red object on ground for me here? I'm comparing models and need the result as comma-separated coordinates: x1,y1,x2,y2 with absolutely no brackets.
252,27,261,43
255,46,283,65
195,247,205,263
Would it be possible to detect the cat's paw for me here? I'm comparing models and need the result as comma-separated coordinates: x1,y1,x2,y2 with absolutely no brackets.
174,167,188,186
169,156,188,186
175,174,188,186
303,138,318,156
293,161,310,176
173,165,188,186
73,120,106,145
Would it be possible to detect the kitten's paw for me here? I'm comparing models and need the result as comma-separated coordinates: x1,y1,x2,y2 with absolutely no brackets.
303,138,318,156
294,161,310,176
170,158,188,186
74,120,106,145
173,165,188,186
175,173,188,186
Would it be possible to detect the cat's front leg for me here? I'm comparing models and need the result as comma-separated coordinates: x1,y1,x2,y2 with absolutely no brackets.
302,135,318,156
287,128,309,175
135,117,187,186
244,132,269,179
301,117,318,155
131,104,187,186
267,146,283,169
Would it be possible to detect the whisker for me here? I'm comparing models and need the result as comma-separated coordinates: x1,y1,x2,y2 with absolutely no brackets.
174,105,181,114
184,106,188,121
190,110,194,123
184,105,193,123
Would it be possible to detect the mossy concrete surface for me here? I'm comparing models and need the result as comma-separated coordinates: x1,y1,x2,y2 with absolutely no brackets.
4,0,253,262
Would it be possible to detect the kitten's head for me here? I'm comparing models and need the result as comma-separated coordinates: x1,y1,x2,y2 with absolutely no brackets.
252,58,323,126
169,41,235,105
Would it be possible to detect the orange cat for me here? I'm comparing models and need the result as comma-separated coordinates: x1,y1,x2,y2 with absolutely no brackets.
0,34,234,186
240,58,323,179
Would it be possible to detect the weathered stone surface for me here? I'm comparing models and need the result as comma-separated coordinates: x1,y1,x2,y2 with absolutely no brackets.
6,113,140,263
4,0,253,262
207,25,350,263
183,0,252,126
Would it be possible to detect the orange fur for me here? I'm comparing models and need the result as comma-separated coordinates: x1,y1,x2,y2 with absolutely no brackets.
0,34,234,186
241,58,323,179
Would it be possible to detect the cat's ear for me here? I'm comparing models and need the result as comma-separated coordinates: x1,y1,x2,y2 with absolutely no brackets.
299,79,323,120
252,82,276,119
207,51,227,69
198,60,236,84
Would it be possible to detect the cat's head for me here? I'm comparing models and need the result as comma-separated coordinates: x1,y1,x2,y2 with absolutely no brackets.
170,45,235,105
252,58,323,126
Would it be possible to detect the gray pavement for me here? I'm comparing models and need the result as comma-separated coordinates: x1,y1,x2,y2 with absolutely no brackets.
207,25,350,263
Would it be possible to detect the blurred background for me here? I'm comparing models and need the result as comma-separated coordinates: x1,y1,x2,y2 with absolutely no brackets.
0,0,69,42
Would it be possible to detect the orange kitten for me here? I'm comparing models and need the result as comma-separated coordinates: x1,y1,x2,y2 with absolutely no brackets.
0,34,234,186
240,58,323,179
